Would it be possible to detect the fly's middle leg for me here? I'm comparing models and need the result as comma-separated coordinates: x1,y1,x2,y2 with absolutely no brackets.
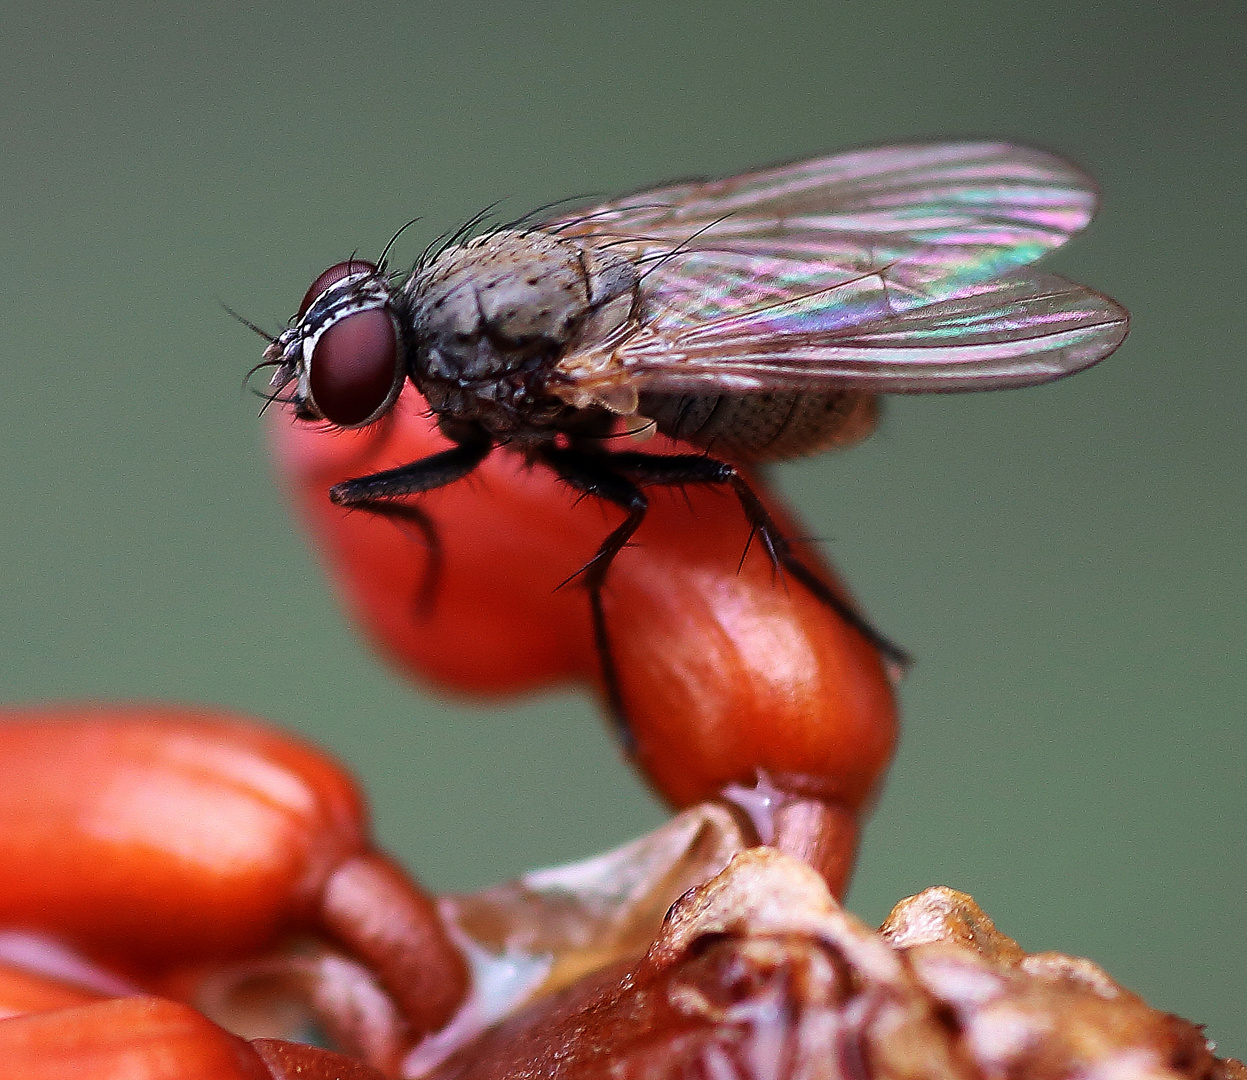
538,445,649,751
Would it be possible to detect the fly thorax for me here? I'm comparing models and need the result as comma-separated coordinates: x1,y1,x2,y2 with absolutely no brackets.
403,230,638,433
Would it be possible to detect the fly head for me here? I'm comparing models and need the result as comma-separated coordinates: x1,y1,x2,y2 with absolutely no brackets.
263,260,405,428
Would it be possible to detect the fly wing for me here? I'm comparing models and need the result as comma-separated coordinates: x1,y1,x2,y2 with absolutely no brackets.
544,142,1126,400
615,272,1128,393
546,141,1102,304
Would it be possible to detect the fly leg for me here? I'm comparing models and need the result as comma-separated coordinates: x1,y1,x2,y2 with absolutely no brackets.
328,436,493,614
604,450,912,675
537,446,649,751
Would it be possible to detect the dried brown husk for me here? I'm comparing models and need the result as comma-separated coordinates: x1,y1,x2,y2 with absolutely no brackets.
194,805,1240,1080
431,848,1242,1080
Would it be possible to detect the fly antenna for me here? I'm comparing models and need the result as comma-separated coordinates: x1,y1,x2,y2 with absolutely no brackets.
220,301,277,343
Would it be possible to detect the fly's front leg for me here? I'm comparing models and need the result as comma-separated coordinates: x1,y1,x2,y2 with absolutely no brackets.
604,450,912,674
329,435,493,614
538,446,648,750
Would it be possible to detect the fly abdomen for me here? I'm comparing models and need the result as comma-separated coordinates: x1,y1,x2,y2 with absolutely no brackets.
638,390,879,461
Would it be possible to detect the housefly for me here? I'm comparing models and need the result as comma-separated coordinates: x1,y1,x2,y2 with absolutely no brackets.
255,141,1129,733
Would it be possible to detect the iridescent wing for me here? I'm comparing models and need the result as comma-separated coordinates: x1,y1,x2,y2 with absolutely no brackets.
543,141,1127,394
613,272,1128,393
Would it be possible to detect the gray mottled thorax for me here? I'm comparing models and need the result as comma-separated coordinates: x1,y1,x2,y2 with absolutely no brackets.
401,230,639,439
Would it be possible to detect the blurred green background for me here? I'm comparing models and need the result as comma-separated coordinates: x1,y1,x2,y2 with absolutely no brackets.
1,0,1242,1055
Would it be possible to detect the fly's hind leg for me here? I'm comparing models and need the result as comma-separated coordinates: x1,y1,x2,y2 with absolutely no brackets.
603,450,912,676
329,436,493,615
538,445,649,752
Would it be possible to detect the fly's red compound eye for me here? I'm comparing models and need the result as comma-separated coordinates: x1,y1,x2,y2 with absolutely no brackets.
298,259,378,317
308,307,402,427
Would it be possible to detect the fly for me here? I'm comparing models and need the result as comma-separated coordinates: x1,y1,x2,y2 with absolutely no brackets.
253,140,1129,738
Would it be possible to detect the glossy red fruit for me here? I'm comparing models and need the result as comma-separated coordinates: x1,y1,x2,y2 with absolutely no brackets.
0,704,467,1036
270,388,898,814
0,996,271,1080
